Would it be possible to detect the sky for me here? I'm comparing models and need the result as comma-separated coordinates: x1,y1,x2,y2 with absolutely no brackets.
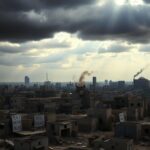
0,0,150,82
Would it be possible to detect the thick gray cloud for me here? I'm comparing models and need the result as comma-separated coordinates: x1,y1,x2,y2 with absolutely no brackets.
140,44,150,52
0,0,97,42
78,4,150,43
143,0,150,3
0,0,96,12
0,0,149,43
0,39,70,54
0,49,70,66
98,44,130,53
0,45,21,53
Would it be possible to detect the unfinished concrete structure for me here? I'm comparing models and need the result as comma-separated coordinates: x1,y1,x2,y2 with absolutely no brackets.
47,121,72,144
128,95,144,120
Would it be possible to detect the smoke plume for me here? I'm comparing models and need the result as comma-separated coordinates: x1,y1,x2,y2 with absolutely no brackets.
79,71,92,86
134,64,150,79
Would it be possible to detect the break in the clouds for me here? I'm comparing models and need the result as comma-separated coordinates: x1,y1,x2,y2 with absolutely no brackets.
0,0,150,43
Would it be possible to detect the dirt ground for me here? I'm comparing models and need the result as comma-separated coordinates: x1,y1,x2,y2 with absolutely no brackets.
134,145,150,150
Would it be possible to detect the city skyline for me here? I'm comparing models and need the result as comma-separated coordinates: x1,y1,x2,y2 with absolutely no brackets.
0,0,150,82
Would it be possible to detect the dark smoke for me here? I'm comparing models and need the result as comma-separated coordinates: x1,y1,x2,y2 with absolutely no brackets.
134,64,150,79
134,69,144,79
79,71,92,86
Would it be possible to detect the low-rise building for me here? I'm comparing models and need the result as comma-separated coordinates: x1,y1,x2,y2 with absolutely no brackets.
47,121,72,144
88,108,113,131
127,108,139,121
141,122,150,139
112,109,127,122
78,116,98,133
115,121,141,140
14,136,48,150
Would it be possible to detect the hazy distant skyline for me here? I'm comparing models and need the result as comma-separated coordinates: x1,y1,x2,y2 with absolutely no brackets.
0,0,150,82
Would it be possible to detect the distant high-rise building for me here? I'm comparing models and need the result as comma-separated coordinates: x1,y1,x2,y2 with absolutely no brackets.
44,73,51,89
25,76,30,86
93,76,97,90
105,80,108,86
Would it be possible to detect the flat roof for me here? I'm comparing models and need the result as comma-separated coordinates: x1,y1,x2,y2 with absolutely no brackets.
14,129,46,136
141,122,150,125
14,136,47,142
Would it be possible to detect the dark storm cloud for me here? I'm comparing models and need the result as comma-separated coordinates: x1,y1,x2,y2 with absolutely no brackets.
40,0,97,8
78,4,150,43
143,0,150,3
0,0,96,12
0,0,97,42
0,1,150,43
0,11,56,42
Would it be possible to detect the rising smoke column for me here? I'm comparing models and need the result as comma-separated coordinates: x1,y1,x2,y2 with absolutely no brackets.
134,64,150,79
134,69,144,79
79,71,92,86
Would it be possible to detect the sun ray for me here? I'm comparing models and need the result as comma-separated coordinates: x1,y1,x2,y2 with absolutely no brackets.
114,0,144,6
